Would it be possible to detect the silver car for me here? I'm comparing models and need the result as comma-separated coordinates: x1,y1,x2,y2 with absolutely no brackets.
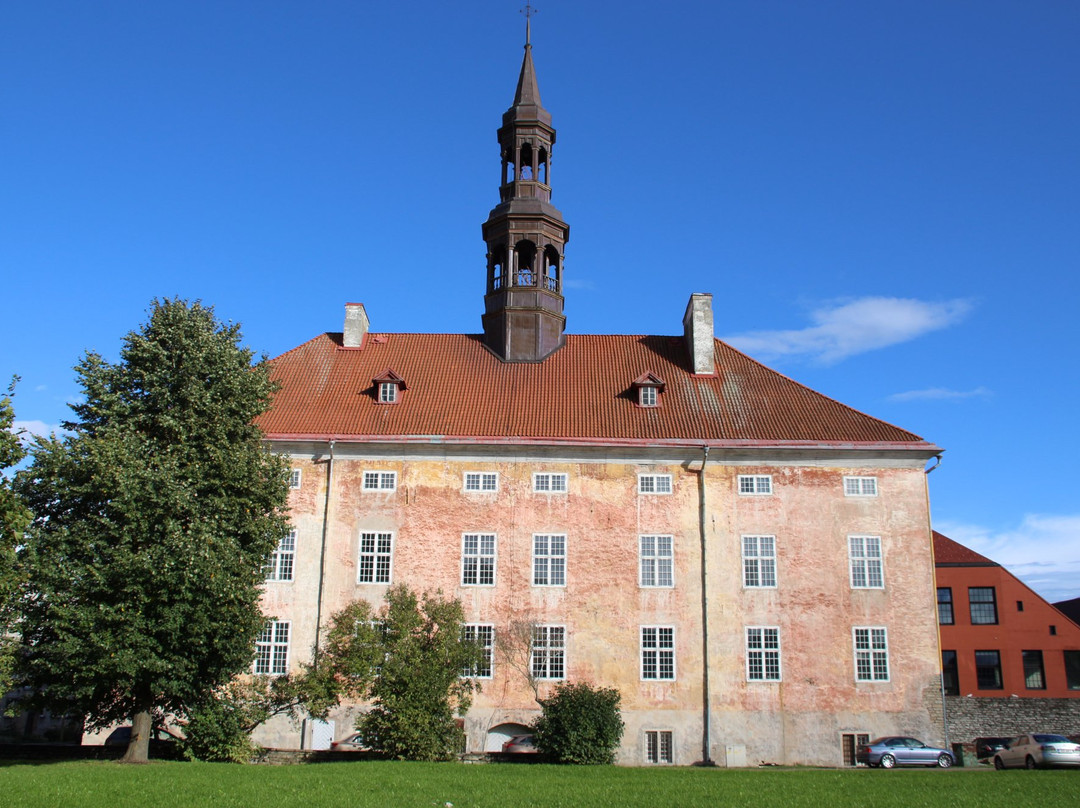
993,734,1080,769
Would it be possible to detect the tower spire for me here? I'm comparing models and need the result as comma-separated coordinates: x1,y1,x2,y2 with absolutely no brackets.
481,22,570,363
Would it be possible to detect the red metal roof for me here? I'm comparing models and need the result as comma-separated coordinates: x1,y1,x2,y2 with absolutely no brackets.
258,332,935,448
933,531,998,566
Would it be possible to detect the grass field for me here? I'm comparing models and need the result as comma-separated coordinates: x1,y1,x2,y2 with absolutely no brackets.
1,760,1077,808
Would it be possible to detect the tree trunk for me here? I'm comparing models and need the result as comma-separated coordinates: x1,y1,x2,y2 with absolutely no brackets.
119,710,152,764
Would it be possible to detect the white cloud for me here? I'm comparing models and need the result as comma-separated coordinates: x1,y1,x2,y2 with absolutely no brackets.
12,419,66,442
723,297,972,364
889,386,992,402
935,514,1080,604
563,278,595,290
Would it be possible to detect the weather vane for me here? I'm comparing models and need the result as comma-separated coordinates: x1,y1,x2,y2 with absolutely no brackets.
521,3,537,45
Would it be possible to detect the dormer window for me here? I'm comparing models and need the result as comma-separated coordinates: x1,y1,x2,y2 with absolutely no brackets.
631,372,665,408
372,369,406,405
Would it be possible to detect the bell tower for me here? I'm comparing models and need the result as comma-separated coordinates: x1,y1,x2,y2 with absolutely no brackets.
481,21,570,362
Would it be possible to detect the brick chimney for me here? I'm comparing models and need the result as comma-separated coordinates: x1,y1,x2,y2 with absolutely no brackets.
683,293,715,375
343,303,369,348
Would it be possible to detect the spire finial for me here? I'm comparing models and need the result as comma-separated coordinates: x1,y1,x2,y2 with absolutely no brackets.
521,3,536,46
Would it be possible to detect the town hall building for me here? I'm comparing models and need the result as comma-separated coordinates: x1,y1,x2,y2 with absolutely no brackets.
254,29,945,766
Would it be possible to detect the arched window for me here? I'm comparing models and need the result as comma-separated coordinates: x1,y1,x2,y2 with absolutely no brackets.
543,246,560,292
514,240,537,286
519,143,534,180
538,147,549,184
490,245,507,291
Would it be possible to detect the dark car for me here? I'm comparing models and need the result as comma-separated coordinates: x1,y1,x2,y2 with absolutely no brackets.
856,736,955,768
974,737,1012,761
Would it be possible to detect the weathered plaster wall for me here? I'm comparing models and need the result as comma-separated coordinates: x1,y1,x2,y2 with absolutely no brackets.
254,443,939,765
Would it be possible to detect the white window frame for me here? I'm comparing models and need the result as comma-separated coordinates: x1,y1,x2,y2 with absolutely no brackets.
746,626,782,681
849,535,884,589
265,529,296,582
843,476,878,497
638,474,673,494
853,627,890,682
532,534,566,587
532,472,568,493
641,626,676,681
737,474,773,495
362,471,397,491
461,532,497,586
378,381,398,403
463,471,498,493
357,531,394,584
639,386,658,407
742,535,777,588
288,469,302,489
531,625,566,680
639,535,674,588
462,624,494,679
644,729,674,764
254,619,290,675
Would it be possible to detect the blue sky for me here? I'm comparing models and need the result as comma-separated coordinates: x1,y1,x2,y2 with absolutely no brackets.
3,2,1078,602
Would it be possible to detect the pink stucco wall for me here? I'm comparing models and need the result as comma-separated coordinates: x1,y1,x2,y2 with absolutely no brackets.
257,445,941,765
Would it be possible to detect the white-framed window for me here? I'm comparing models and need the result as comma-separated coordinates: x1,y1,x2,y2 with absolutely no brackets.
358,531,393,584
533,472,568,493
362,471,397,491
853,627,889,681
254,620,290,675
265,529,296,582
639,535,674,588
461,533,496,586
462,624,494,678
378,381,398,403
849,535,884,589
843,476,878,496
737,474,772,495
288,469,302,489
463,472,498,492
645,730,674,764
742,535,777,588
638,474,672,494
531,625,565,680
639,386,658,407
641,626,676,680
746,626,781,681
532,534,566,586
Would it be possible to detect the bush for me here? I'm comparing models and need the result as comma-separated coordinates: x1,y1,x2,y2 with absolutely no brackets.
532,682,624,764
180,690,259,763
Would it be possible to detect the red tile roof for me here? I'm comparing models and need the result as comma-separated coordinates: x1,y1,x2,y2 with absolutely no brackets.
258,332,936,449
933,531,998,566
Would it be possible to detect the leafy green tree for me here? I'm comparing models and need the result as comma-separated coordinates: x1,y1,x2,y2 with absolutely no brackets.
14,299,290,763
346,585,482,761
0,380,31,692
532,682,624,764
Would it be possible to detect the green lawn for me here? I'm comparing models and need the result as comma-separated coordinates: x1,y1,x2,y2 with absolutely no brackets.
0,760,1075,808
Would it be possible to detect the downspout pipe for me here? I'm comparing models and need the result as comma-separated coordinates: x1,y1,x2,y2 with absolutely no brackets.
313,439,335,665
925,452,948,750
698,445,714,765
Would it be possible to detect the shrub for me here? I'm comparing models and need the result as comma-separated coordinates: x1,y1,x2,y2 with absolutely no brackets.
532,682,624,764
180,689,260,763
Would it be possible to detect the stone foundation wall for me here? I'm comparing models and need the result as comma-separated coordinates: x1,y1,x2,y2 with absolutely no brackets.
945,695,1080,742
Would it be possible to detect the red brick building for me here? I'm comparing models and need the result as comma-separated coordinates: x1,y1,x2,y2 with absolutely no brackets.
934,531,1080,698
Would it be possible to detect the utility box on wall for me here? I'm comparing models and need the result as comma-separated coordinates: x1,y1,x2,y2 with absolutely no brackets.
722,743,747,767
